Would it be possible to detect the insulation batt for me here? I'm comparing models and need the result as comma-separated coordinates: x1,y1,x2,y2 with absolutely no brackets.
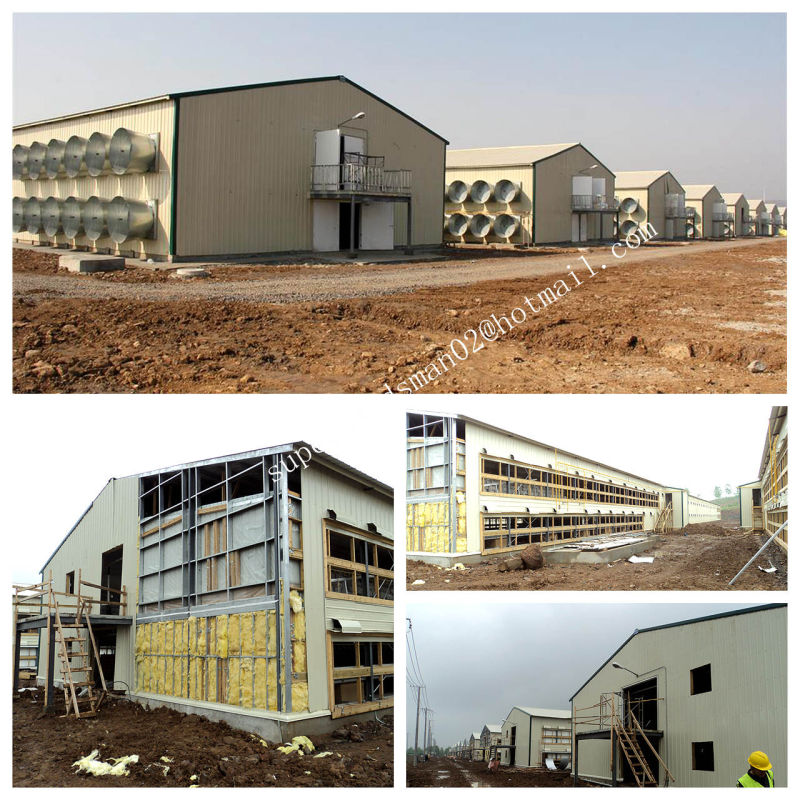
72,749,140,777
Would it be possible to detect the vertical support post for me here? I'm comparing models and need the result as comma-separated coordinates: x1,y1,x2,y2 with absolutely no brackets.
12,591,19,693
573,734,579,786
278,455,292,713
349,195,356,257
45,622,56,711
13,629,21,693
413,684,421,766
611,726,618,786
405,198,413,255
447,416,457,555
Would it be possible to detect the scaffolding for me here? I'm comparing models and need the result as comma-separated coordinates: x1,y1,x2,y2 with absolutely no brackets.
12,571,128,716
572,692,674,787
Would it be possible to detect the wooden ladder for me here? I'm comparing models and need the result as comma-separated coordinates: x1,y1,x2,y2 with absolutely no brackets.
613,716,657,786
654,502,673,534
52,594,107,718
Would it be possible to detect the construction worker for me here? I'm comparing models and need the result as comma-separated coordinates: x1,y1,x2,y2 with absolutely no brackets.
737,752,774,787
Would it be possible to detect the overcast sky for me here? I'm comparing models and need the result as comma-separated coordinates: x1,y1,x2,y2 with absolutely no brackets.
7,395,400,584
8,396,777,583
12,12,786,203
406,600,761,747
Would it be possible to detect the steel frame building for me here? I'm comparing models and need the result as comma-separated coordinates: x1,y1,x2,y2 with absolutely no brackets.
444,143,617,246
498,707,572,768
17,443,393,741
406,412,720,565
614,171,687,241
738,406,788,549
720,193,752,237
12,75,446,261
570,604,787,787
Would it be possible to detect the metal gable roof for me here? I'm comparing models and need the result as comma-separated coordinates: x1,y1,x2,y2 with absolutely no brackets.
14,75,448,143
569,603,787,701
720,192,746,205
512,706,572,719
446,142,580,168
613,170,671,189
682,184,718,200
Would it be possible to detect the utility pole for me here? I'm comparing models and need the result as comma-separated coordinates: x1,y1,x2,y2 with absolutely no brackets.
413,685,422,766
422,707,429,759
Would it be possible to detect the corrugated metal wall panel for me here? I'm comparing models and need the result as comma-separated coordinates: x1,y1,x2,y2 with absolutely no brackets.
300,462,393,713
37,476,140,689
535,147,616,243
12,100,175,258
463,420,667,550
572,607,787,787
175,80,444,256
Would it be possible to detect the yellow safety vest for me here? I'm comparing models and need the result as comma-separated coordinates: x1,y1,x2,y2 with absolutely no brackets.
738,769,774,788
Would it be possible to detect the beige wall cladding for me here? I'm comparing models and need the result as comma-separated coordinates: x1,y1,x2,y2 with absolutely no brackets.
684,186,725,239
463,419,665,552
300,462,393,713
174,78,445,256
12,99,175,258
534,146,615,243
572,605,787,787
616,172,685,240
445,145,615,245
37,477,140,689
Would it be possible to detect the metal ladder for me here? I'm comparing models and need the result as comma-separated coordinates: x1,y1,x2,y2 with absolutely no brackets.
52,594,107,718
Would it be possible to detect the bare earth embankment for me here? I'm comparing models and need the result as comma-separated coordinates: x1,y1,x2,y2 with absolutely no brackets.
12,238,785,393
407,524,787,591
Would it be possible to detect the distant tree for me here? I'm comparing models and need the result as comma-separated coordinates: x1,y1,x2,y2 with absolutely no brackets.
725,483,733,496
713,486,722,499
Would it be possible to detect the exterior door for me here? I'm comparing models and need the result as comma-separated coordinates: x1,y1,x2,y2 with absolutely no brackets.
361,202,394,250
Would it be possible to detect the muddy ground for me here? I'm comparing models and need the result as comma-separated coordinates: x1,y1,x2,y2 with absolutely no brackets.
407,524,787,591
407,756,591,787
12,690,392,787
12,238,785,393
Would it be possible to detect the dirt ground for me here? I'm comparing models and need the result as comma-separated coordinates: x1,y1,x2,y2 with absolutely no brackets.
407,756,591,787
12,690,392,787
407,524,787,591
12,238,785,393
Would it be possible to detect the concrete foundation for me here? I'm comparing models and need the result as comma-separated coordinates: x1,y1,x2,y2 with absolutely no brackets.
130,692,391,742
59,253,126,273
175,267,210,278
406,551,483,568
543,536,659,565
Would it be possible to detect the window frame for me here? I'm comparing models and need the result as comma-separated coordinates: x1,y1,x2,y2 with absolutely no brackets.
324,520,393,606
327,631,394,718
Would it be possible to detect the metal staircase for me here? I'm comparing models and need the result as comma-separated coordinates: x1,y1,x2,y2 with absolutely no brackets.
52,592,107,718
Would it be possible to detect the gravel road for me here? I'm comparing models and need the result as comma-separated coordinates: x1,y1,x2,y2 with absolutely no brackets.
13,238,769,305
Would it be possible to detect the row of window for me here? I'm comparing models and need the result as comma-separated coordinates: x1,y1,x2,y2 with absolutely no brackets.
326,527,394,603
331,637,394,709
481,458,659,508
541,728,571,745
482,513,644,551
